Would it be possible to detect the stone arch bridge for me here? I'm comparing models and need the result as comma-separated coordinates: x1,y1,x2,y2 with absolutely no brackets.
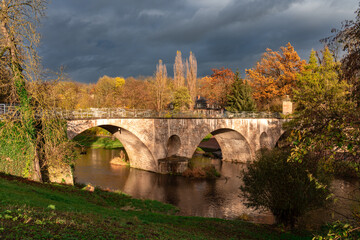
67,117,285,173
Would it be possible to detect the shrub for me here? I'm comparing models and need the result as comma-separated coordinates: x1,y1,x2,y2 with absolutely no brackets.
182,165,220,179
313,221,360,240
240,148,329,228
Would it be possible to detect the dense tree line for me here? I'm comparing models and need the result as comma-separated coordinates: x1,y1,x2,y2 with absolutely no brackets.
1,44,307,113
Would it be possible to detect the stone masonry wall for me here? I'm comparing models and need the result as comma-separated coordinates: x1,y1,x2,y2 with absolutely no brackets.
67,118,284,173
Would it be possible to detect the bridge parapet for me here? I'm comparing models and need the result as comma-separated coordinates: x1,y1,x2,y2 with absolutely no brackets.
0,105,283,120
61,108,282,119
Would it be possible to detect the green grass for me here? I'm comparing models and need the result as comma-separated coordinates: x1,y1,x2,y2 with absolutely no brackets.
202,133,213,142
0,173,312,239
196,147,205,153
73,135,123,149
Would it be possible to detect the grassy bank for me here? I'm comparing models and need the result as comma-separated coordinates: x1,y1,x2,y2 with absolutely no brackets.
73,135,123,149
0,173,311,239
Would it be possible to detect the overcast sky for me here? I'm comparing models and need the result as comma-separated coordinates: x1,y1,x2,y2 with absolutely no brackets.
38,0,358,83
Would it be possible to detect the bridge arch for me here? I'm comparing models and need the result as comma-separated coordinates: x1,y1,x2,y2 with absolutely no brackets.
192,128,253,163
166,135,181,157
275,130,291,148
260,132,271,149
68,118,285,173
71,124,158,172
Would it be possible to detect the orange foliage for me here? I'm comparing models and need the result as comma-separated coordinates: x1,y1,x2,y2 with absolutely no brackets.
199,67,235,107
246,43,305,108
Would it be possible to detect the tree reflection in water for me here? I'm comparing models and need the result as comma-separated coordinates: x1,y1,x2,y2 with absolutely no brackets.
74,148,359,226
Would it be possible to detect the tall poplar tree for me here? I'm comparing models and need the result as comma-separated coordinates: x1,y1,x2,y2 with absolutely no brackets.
186,51,197,109
154,59,168,112
173,50,185,89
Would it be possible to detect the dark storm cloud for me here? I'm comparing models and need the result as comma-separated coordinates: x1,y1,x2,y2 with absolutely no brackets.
39,0,358,83
152,0,304,43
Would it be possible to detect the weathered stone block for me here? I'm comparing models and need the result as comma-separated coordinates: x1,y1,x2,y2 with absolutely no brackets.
158,157,189,174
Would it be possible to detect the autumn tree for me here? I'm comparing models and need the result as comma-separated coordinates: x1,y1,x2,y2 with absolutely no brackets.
94,75,124,108
52,80,94,109
53,81,79,109
246,43,305,110
312,5,360,238
0,63,10,102
153,59,169,112
122,77,153,109
286,47,360,238
186,51,197,108
0,0,77,183
0,0,46,181
324,3,360,107
173,50,185,89
287,47,358,165
226,72,256,112
199,67,235,108
76,83,95,109
0,0,46,96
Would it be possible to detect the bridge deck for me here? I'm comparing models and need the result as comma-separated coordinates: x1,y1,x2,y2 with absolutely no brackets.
0,106,282,120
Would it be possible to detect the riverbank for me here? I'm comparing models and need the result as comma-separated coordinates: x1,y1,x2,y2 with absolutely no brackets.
0,173,311,239
73,135,124,149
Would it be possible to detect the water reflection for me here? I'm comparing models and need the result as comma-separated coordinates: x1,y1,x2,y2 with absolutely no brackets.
74,148,274,222
74,148,360,226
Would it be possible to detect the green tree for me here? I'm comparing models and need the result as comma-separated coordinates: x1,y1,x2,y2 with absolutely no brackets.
172,86,192,112
287,47,358,164
226,72,256,112
241,148,329,228
290,47,360,240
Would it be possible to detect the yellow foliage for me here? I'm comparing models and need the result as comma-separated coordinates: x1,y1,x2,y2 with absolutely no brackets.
114,77,125,88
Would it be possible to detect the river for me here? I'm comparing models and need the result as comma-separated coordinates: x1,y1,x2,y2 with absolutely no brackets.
74,148,360,226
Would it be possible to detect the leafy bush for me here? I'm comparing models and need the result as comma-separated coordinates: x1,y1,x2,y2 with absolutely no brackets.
240,148,329,228
313,221,360,240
